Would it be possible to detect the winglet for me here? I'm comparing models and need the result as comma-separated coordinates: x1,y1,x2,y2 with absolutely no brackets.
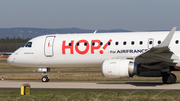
156,27,177,48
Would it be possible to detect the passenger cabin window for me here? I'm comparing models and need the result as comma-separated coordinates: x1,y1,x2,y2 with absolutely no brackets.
158,41,161,44
123,41,126,45
176,40,179,44
139,41,143,45
115,42,118,45
92,42,95,46
76,43,79,46
131,41,134,45
76,42,87,46
100,42,103,46
108,42,111,45
25,42,32,47
149,41,152,44
69,43,72,46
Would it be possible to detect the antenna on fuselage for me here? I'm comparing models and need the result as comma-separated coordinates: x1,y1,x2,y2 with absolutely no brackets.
94,30,97,34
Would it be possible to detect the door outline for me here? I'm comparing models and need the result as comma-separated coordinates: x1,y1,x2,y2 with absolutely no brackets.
148,38,154,49
44,36,55,57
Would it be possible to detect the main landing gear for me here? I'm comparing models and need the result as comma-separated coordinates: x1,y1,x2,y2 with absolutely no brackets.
38,68,50,82
162,73,177,84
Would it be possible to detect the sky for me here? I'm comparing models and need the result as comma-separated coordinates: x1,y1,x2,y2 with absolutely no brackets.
0,0,180,31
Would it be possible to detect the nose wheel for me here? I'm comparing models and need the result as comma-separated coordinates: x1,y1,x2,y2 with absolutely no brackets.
38,68,50,82
42,75,50,82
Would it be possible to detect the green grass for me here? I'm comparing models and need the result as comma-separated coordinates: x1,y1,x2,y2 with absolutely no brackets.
0,90,180,101
0,58,180,82
1,58,180,100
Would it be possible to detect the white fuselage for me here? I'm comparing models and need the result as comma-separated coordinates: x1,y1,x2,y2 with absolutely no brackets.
7,31,180,68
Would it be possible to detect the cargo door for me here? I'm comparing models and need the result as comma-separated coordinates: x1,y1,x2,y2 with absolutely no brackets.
44,36,55,57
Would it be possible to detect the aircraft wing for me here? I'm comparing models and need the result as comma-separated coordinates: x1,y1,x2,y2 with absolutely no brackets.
137,27,180,63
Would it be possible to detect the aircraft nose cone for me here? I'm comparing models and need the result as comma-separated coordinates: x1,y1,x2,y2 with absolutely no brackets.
7,55,14,64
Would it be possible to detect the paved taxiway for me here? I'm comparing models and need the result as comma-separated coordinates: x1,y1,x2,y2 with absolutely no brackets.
0,80,180,90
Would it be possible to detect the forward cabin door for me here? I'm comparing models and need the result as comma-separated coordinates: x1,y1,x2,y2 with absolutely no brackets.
44,36,55,57
148,38,154,49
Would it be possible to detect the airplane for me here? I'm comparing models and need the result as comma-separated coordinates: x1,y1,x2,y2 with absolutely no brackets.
7,27,180,84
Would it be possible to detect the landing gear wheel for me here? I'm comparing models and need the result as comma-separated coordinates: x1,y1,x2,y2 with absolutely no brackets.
162,73,176,84
171,73,177,84
42,76,50,82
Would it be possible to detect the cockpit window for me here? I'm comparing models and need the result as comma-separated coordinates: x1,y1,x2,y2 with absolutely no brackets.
21,42,28,47
22,42,32,47
25,42,32,47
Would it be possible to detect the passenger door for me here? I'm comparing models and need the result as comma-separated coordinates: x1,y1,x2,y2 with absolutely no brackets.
44,36,55,57
148,38,154,49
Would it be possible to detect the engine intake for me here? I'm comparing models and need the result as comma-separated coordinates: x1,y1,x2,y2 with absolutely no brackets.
101,59,138,78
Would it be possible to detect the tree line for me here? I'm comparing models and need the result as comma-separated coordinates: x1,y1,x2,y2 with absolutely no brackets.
0,37,31,52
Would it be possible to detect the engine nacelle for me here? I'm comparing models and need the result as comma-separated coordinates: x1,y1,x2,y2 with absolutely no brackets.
101,59,138,79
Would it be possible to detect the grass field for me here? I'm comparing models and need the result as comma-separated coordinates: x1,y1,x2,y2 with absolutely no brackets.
1,58,180,81
1,58,180,101
0,90,180,101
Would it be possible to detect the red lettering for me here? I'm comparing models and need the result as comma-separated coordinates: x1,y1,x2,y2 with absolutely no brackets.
103,39,112,50
75,40,89,54
62,39,112,55
91,40,101,54
62,40,74,54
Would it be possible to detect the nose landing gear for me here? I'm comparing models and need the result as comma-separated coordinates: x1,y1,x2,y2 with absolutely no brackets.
38,68,50,82
42,75,50,82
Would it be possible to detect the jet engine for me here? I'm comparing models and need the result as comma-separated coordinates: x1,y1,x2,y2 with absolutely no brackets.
101,59,138,78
